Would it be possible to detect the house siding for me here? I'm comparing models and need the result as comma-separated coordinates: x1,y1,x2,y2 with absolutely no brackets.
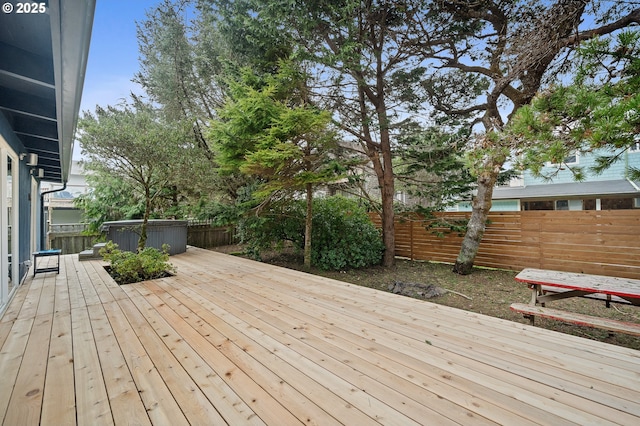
1,113,35,285
524,149,639,185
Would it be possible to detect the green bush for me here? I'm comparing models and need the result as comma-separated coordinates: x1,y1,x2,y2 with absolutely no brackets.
100,241,176,285
310,197,384,270
239,196,384,270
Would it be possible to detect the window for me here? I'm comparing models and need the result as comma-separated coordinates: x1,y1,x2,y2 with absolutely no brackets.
555,200,569,210
563,152,578,164
629,142,640,153
546,151,579,166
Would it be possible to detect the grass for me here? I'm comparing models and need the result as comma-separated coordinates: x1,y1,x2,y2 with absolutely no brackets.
210,244,640,351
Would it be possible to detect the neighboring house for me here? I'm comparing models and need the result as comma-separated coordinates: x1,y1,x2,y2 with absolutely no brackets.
452,145,640,212
42,160,90,225
0,1,95,314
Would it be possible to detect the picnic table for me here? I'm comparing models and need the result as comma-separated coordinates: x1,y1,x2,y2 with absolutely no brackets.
511,268,640,336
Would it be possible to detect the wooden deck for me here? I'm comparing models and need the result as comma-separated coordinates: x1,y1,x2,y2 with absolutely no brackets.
1,247,640,425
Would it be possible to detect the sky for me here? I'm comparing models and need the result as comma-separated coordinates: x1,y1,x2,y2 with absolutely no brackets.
76,0,161,158
80,0,160,114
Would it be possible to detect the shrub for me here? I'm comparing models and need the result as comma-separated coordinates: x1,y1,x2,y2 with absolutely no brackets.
310,197,384,270
100,241,176,285
238,196,384,270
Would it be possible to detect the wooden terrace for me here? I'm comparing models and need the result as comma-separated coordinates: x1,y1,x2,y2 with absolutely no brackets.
1,247,639,425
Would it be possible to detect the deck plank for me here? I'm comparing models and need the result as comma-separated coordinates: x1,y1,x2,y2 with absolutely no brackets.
176,260,612,425
102,300,189,426
115,292,229,425
157,267,497,423
2,314,50,426
87,303,151,426
1,247,640,425
143,279,338,426
0,318,34,417
71,305,114,425
41,310,76,425
146,278,398,426
175,275,553,425
252,269,640,400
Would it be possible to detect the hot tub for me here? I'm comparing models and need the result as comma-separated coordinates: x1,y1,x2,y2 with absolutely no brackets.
100,220,187,255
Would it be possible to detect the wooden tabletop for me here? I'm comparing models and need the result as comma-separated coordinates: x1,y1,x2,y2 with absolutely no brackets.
516,268,640,300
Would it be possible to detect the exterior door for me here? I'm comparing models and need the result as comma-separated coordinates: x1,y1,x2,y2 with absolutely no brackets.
1,142,19,312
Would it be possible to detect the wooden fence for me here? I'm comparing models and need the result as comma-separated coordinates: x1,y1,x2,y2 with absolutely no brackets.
49,223,237,254
49,232,99,255
187,225,237,248
370,210,640,279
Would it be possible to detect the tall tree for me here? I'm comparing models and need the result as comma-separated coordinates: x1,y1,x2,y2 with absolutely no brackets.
78,101,191,250
511,30,640,181
415,0,640,274
208,66,342,268
209,0,436,267
135,0,218,155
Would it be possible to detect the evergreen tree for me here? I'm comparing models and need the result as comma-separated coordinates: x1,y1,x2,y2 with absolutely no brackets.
511,31,640,181
208,65,343,268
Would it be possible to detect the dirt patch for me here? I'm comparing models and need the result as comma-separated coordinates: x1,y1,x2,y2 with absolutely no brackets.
209,245,640,350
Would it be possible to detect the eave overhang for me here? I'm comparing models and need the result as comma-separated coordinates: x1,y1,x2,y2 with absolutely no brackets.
0,0,95,183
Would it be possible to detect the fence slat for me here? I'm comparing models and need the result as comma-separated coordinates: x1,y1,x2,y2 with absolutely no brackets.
372,210,640,279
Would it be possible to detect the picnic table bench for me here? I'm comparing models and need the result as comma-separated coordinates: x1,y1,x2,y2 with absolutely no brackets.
33,249,61,276
511,268,640,336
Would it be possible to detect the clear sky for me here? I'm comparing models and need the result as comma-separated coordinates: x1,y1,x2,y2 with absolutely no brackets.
80,0,160,114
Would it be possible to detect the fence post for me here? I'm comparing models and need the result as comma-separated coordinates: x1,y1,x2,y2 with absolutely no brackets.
410,219,414,261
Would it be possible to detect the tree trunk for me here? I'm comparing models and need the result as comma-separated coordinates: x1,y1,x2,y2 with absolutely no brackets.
304,183,313,270
380,149,396,267
453,169,498,275
138,187,152,251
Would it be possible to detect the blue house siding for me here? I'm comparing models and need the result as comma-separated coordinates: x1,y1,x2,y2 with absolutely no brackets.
524,149,640,185
455,199,519,212
449,148,640,212
1,113,35,284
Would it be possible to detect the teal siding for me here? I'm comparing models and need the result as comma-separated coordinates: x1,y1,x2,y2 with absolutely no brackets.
452,199,519,212
524,149,640,185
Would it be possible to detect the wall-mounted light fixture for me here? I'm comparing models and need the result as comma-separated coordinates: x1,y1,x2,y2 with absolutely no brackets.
27,153,38,166
30,168,45,179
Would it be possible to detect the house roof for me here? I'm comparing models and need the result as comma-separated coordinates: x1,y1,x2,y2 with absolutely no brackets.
492,179,640,200
0,0,95,183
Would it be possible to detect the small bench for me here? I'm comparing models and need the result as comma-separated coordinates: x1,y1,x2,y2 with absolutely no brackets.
510,303,640,337
33,249,61,276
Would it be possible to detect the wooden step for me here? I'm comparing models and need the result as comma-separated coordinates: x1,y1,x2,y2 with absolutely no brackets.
78,250,96,261
510,303,640,337
93,242,107,256
78,242,107,261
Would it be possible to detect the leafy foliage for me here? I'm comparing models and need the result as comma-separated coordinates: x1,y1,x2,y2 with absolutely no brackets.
74,174,145,234
208,63,345,268
239,196,384,270
309,197,385,270
395,126,475,213
78,99,207,248
99,241,176,285
510,31,640,181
